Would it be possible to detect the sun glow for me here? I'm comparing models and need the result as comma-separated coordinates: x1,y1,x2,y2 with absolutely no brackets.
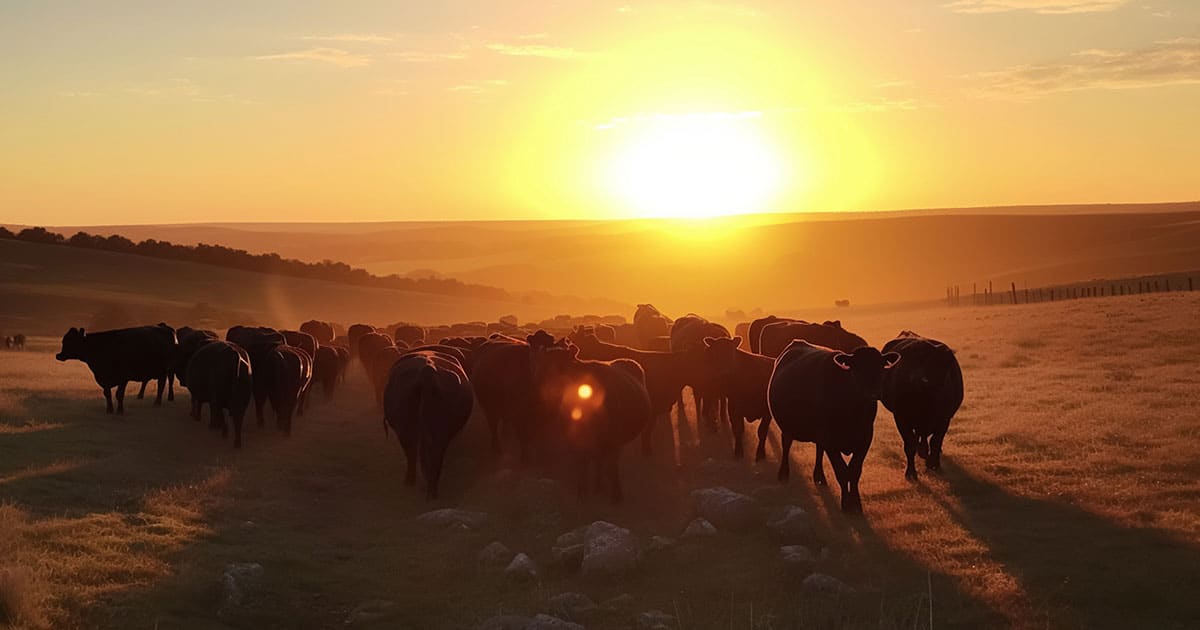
604,113,786,219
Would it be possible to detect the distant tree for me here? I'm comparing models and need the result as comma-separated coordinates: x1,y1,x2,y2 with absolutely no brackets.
17,227,65,244
0,226,15,239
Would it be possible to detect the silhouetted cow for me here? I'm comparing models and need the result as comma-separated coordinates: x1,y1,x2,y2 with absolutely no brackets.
185,340,253,447
347,323,376,360
529,337,651,503
368,345,403,408
356,331,394,373
768,340,899,513
670,315,731,430
282,329,318,414
698,336,775,461
881,331,963,480
55,325,175,414
758,319,867,358
470,336,542,460
226,326,285,426
392,324,425,346
383,350,474,500
10,334,25,350
299,319,335,345
312,345,342,400
748,315,795,355
258,344,311,435
633,303,672,349
172,328,219,387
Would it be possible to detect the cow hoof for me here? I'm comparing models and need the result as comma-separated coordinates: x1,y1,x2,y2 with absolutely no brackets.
812,475,826,486
905,469,918,482
841,496,863,514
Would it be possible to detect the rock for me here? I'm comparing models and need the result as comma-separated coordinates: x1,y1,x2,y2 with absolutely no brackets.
344,600,398,626
690,487,757,531
479,541,515,570
637,609,676,629
779,545,816,566
767,506,813,543
581,521,638,579
477,614,532,630
218,562,263,617
546,592,596,620
526,614,584,630
555,526,586,548
505,553,540,581
802,573,852,595
682,518,717,539
601,593,635,609
552,544,584,571
417,508,489,530
647,536,676,553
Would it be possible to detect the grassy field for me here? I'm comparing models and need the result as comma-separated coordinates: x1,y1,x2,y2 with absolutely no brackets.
1,292,1198,629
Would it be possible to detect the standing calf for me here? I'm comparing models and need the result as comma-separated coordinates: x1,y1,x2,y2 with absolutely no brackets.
881,331,963,480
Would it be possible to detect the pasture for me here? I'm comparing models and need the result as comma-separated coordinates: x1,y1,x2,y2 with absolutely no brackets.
1,292,1198,629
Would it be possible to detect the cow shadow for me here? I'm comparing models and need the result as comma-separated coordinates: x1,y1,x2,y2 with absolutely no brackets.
937,460,1200,628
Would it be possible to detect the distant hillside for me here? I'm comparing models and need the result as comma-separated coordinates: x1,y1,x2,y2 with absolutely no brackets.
24,202,1200,316
0,239,627,335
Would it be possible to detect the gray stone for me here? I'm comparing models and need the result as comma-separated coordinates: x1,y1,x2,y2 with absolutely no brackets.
682,517,717,539
552,543,584,571
479,541,515,570
601,593,635,609
218,562,263,617
690,486,757,531
344,600,398,626
767,506,813,543
546,592,596,620
416,508,489,530
505,553,540,581
526,614,584,630
802,573,852,595
637,609,676,629
581,521,638,579
647,536,677,553
779,545,816,565
477,614,532,630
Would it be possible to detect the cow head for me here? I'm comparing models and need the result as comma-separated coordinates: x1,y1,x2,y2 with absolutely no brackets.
831,346,900,399
56,327,86,361
701,336,743,380
896,340,955,392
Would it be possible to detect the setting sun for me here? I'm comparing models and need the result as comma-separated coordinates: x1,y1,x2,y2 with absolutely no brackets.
604,113,786,219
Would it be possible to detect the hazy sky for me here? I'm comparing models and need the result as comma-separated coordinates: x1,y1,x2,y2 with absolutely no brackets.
1,0,1197,224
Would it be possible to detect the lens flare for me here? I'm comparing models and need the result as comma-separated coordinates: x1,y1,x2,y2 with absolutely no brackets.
577,384,594,399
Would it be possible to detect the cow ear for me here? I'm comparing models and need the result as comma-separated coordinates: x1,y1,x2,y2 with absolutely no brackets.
568,344,580,359
832,353,852,371
883,352,901,369
79,328,85,336
732,336,742,347
703,336,716,347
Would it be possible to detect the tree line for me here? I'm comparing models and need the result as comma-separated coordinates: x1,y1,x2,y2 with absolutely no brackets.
0,226,514,301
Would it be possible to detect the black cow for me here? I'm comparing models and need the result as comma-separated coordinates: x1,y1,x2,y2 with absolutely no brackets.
881,331,963,480
567,329,697,456
748,315,794,355
132,324,179,403
633,303,671,349
758,319,867,358
698,336,775,461
299,319,336,345
529,337,651,503
312,345,342,399
670,314,731,430
226,326,285,426
383,350,474,499
282,329,318,414
357,331,394,373
368,345,403,408
392,324,425,347
768,340,899,513
347,323,376,361
185,340,253,447
172,328,219,387
258,344,311,435
55,325,175,414
470,336,541,460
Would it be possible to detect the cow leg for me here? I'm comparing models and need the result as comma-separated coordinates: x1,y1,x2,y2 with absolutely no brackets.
153,376,166,406
845,450,867,514
754,417,771,462
401,439,418,487
420,442,444,501
167,374,174,402
115,383,127,414
917,434,930,459
812,444,827,485
232,410,244,448
825,450,859,513
927,431,945,472
777,433,793,483
897,421,919,481
254,390,267,427
103,387,114,414
211,406,227,437
640,413,659,457
137,380,148,399
729,414,744,459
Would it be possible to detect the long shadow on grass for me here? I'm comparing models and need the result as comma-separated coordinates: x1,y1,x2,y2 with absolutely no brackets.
941,461,1200,629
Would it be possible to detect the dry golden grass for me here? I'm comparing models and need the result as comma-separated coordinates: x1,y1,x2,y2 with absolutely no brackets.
0,292,1197,628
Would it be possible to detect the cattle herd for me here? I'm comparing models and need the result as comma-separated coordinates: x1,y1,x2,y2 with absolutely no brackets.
3,332,26,350
51,304,964,513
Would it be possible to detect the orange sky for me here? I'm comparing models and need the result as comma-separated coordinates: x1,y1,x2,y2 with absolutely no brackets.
1,1,1197,224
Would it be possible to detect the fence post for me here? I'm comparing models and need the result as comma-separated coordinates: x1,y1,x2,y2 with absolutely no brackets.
1190,277,1194,291
1154,280,1160,292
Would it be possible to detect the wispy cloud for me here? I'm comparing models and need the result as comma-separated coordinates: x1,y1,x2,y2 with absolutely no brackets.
944,0,1130,13
298,33,395,43
388,50,469,63
969,38,1200,98
252,47,372,68
485,43,585,59
447,79,509,94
